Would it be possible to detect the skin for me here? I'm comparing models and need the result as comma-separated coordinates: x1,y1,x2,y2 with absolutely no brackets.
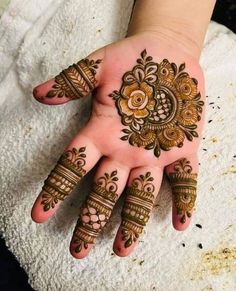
31,0,216,259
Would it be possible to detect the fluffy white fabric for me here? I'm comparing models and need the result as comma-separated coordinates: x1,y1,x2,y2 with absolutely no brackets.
0,1,235,290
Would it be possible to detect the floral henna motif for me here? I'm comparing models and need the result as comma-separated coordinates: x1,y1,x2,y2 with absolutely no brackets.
121,172,155,248
168,158,197,224
46,58,102,99
72,171,119,253
41,147,86,211
109,50,204,157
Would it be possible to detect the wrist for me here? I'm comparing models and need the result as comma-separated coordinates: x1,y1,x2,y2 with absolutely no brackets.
127,23,202,61
128,0,216,61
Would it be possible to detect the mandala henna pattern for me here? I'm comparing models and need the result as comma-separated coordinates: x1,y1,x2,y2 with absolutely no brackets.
121,172,155,248
41,147,86,211
109,50,204,157
168,158,197,224
72,171,119,253
46,58,102,99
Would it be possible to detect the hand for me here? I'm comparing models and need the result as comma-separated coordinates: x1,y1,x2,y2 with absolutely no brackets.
31,32,205,258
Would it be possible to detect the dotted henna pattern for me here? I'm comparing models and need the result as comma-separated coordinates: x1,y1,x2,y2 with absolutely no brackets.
109,50,204,157
41,147,86,211
72,171,119,253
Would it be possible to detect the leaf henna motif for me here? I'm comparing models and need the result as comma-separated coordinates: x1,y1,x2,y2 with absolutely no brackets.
46,58,102,99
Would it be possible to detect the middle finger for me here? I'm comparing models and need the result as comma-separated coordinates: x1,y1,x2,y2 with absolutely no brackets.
70,157,130,259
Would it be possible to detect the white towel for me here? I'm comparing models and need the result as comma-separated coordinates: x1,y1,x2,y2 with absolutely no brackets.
0,1,236,290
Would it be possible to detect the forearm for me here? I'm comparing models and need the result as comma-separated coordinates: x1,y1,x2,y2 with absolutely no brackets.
128,0,216,60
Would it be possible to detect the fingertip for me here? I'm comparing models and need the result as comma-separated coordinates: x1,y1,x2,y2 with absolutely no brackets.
172,207,191,231
113,244,132,257
31,192,60,223
172,221,190,231
69,240,93,259
31,205,51,224
33,79,69,105
32,79,53,102
31,201,47,223
69,247,88,259
112,227,136,257
33,86,40,99
31,209,47,224
32,79,54,101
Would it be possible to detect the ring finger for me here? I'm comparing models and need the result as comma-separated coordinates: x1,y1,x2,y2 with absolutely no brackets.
113,165,163,257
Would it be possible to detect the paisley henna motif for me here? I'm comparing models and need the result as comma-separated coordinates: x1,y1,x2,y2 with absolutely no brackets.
46,58,101,99
72,171,119,253
168,158,197,223
41,147,86,211
109,50,204,157
121,172,155,248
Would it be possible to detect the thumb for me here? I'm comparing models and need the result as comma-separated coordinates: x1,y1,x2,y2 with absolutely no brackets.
33,48,105,105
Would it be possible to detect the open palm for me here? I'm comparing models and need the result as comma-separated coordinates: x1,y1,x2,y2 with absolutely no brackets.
31,33,205,258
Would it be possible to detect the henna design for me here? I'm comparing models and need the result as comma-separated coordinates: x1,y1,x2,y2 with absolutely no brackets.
41,147,86,211
72,170,119,253
109,50,204,157
168,158,197,224
46,58,102,99
121,172,155,248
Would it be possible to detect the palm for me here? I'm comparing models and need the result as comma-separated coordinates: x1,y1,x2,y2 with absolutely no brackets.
88,36,204,167
88,100,194,168
31,34,205,258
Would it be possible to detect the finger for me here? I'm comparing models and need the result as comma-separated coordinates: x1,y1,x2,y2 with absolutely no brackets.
113,166,163,257
70,158,130,259
165,155,198,231
31,134,102,223
33,48,104,105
